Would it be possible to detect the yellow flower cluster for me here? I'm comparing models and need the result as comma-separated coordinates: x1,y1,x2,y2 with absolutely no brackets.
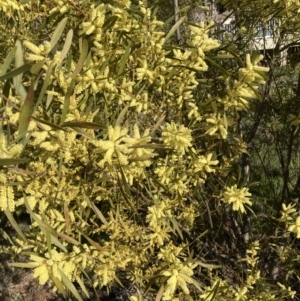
221,185,252,213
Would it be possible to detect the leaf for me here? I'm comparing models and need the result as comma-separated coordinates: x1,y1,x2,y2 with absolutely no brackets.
246,82,262,101
70,127,95,140
9,262,40,268
164,16,186,44
64,203,71,234
4,209,27,242
169,218,183,240
50,275,67,297
0,63,32,81
13,40,24,95
32,60,55,113
155,284,165,301
60,39,88,125
204,280,219,301
59,268,84,301
58,29,73,67
103,15,118,30
205,56,230,77
2,80,11,100
18,78,35,136
113,274,124,287
24,195,80,246
45,227,52,258
30,60,45,74
0,158,29,166
0,228,14,245
49,17,68,54
0,47,16,76
150,115,165,135
31,116,67,131
87,199,108,225
49,232,68,252
76,275,90,298
74,228,105,252
61,121,106,130
117,46,131,76
115,105,129,127
129,143,170,149
129,153,158,162
195,261,221,269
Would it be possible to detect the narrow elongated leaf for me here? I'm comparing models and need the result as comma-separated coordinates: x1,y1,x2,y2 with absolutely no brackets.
31,116,67,131
87,199,108,225
50,275,67,297
0,158,29,166
164,16,186,44
0,47,16,76
195,261,221,269
129,143,170,149
9,262,40,268
58,29,73,67
59,268,83,301
70,127,94,140
18,79,35,136
169,218,183,240
30,60,45,74
155,284,165,301
129,153,158,162
2,80,11,99
115,105,129,127
150,115,165,134
49,17,68,53
0,228,14,245
117,46,131,76
75,229,105,252
205,56,230,77
49,233,68,252
60,82,73,125
4,209,27,242
32,60,55,113
60,39,88,125
13,40,24,95
61,121,106,130
204,280,219,301
76,275,90,298
24,195,80,246
0,63,32,81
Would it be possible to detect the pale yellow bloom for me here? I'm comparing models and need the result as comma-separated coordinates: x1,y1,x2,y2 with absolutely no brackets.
93,125,130,167
280,203,296,221
222,185,252,213
288,216,300,238
161,122,192,154
194,153,219,173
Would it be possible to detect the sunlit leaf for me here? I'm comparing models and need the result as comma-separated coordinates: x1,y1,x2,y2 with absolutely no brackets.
4,209,27,242
61,121,106,130
164,16,185,44
0,63,32,81
49,17,68,53
59,268,84,301
0,158,30,166
0,47,16,76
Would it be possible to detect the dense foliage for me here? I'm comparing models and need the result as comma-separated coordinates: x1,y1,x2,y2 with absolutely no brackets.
1,0,300,300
